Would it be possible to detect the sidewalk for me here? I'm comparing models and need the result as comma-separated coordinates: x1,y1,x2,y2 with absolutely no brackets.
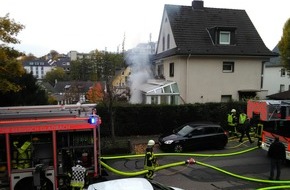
127,135,160,154
100,135,161,155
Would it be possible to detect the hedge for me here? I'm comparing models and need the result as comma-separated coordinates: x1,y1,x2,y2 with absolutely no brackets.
97,102,246,137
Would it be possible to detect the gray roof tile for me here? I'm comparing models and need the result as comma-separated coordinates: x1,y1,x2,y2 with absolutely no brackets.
156,4,277,59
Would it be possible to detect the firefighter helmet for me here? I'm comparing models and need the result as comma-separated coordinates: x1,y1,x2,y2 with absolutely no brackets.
231,109,236,113
147,140,155,146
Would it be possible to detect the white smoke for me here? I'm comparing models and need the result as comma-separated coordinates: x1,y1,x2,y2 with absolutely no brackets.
127,51,153,104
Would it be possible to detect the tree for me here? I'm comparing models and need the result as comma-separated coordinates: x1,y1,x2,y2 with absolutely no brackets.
70,57,99,81
278,18,290,69
70,59,94,81
0,72,48,106
44,67,67,85
86,82,104,103
49,50,59,60
0,14,24,44
19,53,37,62
0,14,25,93
97,51,124,141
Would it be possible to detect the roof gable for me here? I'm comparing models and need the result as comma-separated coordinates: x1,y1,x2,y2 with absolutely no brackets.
53,81,96,93
267,90,290,100
156,3,276,58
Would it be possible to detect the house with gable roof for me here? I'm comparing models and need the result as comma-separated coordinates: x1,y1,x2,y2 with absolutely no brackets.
153,0,277,104
22,59,52,80
263,45,290,96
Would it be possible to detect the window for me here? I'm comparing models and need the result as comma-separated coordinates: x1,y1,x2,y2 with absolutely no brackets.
190,128,204,136
219,31,230,45
281,68,286,77
157,65,164,78
160,96,167,104
162,36,165,51
223,62,234,73
151,96,158,104
280,84,285,92
167,34,170,50
204,127,216,134
169,63,174,77
207,27,236,45
221,95,232,102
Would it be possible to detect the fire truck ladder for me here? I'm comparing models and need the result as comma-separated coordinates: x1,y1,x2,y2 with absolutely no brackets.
0,104,97,120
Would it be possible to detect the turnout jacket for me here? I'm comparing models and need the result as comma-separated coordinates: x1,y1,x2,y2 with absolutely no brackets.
144,147,156,170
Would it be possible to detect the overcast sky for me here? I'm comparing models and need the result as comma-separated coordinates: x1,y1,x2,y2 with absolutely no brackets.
1,0,289,57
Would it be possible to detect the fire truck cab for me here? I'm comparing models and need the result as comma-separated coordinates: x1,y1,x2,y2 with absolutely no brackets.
0,104,101,190
247,100,290,160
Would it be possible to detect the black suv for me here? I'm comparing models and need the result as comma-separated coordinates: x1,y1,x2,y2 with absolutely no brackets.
158,122,228,152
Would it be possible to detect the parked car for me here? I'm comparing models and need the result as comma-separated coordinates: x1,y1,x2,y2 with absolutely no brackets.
158,122,228,152
87,177,184,190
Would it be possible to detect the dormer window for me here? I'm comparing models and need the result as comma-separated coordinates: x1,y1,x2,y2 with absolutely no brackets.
219,31,230,45
207,27,236,45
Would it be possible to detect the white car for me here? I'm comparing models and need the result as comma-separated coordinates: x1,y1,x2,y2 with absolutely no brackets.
87,177,184,190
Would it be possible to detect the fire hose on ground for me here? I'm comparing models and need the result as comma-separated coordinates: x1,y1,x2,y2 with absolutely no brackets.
100,146,290,189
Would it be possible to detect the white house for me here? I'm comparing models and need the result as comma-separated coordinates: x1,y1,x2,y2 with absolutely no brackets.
153,0,277,103
262,45,290,96
22,60,53,80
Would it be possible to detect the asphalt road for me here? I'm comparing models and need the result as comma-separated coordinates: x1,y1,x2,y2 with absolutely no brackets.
100,138,290,190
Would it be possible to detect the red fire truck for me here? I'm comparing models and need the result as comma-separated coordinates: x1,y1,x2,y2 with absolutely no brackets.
247,100,290,160
0,104,101,190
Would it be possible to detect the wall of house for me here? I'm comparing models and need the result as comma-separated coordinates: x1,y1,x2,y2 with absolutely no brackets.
156,11,177,53
162,56,263,103
263,65,290,95
112,67,131,87
24,65,53,80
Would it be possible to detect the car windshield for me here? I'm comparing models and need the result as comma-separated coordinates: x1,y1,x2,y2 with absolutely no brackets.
176,125,194,136
149,180,174,190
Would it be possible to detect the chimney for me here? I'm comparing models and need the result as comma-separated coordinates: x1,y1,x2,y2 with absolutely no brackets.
192,0,204,9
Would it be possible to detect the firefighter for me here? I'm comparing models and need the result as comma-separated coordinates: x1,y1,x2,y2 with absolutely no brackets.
238,112,247,139
13,140,31,169
70,160,86,190
227,109,238,137
239,117,254,144
144,140,157,180
268,137,286,180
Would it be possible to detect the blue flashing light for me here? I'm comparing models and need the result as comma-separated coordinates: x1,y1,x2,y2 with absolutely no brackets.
88,116,97,124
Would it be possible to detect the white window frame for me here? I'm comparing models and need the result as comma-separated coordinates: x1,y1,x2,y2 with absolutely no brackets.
219,31,231,45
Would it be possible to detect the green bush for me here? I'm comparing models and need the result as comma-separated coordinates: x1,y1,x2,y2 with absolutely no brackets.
97,102,246,137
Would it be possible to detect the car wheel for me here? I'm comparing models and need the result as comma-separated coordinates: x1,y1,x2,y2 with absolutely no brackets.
216,143,225,150
216,140,226,150
174,144,183,153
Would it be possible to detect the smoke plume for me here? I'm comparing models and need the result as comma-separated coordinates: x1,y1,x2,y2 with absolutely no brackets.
126,52,153,104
